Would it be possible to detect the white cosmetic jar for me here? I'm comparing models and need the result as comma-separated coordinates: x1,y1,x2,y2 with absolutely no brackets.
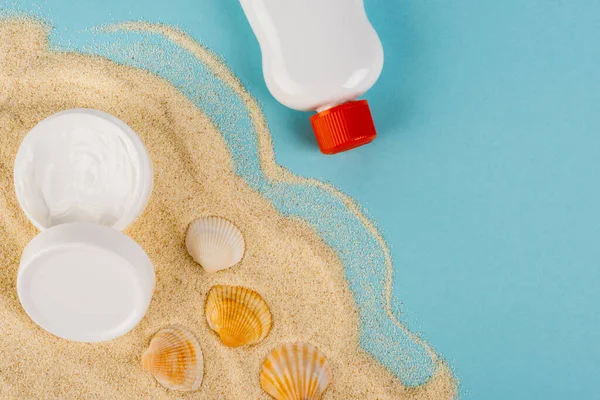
14,109,155,343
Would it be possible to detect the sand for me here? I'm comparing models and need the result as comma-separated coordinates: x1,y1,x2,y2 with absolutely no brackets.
0,18,457,399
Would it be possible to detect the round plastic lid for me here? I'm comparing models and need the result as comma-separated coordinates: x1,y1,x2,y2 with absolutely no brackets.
17,223,155,342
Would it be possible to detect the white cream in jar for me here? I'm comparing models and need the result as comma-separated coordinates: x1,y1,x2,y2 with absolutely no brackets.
14,109,153,231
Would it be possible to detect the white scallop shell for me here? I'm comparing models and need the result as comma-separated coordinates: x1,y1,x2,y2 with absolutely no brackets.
260,342,333,400
186,216,245,273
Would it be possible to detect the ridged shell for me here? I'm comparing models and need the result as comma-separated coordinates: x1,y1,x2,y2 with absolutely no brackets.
260,343,332,400
205,285,272,347
142,326,204,391
186,216,245,273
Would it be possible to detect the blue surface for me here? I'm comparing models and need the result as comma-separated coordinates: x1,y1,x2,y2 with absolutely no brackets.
3,1,600,399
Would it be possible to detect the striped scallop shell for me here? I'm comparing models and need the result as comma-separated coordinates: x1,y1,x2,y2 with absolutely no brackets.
205,285,272,347
142,326,204,391
260,343,332,400
186,217,245,273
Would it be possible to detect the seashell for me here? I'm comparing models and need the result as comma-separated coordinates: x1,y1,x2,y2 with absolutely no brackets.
142,326,204,391
260,342,332,400
205,285,272,347
186,216,245,273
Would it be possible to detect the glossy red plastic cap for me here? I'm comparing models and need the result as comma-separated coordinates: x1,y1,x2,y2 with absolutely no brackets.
310,100,377,155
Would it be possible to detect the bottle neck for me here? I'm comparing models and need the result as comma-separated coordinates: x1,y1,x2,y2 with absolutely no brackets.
316,98,358,113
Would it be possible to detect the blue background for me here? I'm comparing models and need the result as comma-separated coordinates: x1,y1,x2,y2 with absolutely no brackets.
3,1,600,399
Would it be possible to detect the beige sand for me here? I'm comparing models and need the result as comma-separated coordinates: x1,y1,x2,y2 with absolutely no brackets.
0,19,456,399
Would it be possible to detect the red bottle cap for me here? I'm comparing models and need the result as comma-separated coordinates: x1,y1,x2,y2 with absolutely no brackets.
310,100,377,155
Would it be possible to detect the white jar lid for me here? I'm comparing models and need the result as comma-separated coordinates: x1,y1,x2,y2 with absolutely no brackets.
17,223,155,343
14,109,155,342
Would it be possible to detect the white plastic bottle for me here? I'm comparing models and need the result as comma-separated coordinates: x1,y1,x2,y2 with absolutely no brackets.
239,0,384,154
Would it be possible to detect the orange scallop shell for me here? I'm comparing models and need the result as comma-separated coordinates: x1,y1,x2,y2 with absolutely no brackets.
142,326,204,391
260,342,332,400
205,285,272,347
